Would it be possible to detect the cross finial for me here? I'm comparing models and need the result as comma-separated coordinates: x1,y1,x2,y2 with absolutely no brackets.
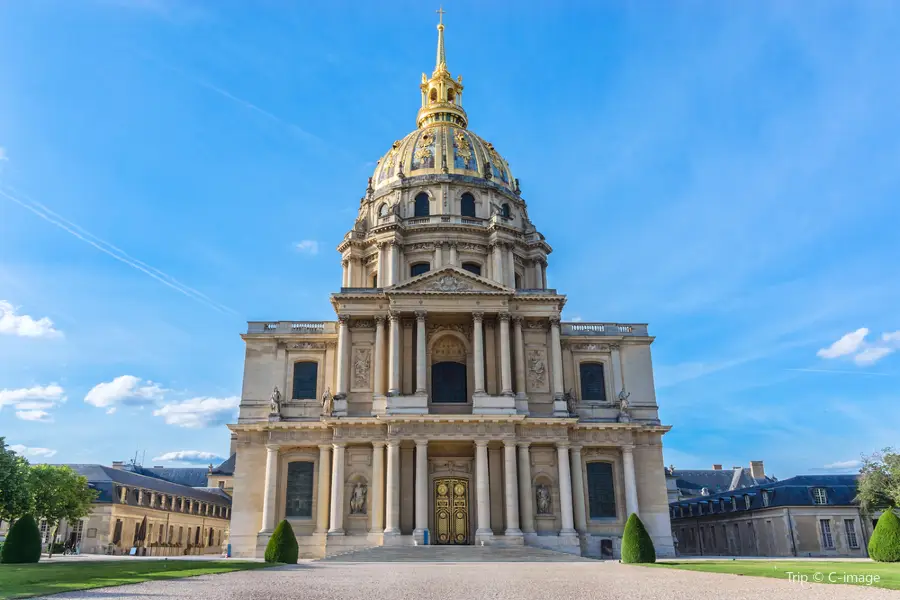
436,5,445,27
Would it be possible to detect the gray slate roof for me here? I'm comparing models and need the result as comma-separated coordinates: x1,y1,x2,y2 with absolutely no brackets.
125,464,211,487
67,464,231,507
210,453,236,476
672,468,775,498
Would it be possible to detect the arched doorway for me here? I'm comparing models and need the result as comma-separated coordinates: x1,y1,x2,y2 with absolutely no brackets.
432,362,466,403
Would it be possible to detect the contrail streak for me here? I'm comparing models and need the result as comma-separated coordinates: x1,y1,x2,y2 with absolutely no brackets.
0,186,238,316
785,368,894,377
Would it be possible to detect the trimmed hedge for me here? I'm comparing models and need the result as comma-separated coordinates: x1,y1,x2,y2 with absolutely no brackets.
264,519,298,564
1,515,42,564
869,510,900,563
621,513,656,564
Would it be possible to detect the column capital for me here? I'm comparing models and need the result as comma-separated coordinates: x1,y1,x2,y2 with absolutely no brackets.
387,439,401,448
388,311,401,322
338,314,351,324
555,441,570,449
415,310,427,321
448,241,458,249
318,443,332,451
372,440,386,448
512,315,524,325
332,442,347,450
502,439,517,448
621,443,635,453
415,440,428,449
265,444,280,452
609,342,621,351
517,441,531,449
498,312,511,322
472,311,484,321
341,258,349,267
374,315,386,325
549,317,561,327
570,444,583,453
474,439,489,448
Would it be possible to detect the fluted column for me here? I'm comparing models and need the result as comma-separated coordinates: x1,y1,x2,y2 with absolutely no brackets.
517,443,535,534
532,260,542,289
260,444,279,533
622,444,640,517
549,317,564,399
374,316,386,396
316,444,332,533
506,245,516,288
570,446,588,534
472,312,485,394
329,443,346,534
415,311,427,394
492,243,504,286
384,441,401,535
414,441,428,538
336,315,351,397
503,441,522,536
498,313,513,396
388,313,401,396
449,242,458,266
389,242,400,286
475,440,492,536
347,258,357,287
376,242,385,287
370,442,385,532
341,259,349,287
541,260,548,289
556,443,576,534
512,317,527,399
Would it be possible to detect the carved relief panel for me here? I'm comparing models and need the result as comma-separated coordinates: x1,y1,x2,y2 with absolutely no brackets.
526,348,550,393
350,347,372,392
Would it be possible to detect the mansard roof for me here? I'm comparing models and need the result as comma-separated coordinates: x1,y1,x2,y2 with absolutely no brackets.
67,464,231,506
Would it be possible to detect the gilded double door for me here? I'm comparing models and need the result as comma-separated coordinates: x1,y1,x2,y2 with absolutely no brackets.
433,477,469,545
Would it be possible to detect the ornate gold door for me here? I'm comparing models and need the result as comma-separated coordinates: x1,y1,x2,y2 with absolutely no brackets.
434,477,469,545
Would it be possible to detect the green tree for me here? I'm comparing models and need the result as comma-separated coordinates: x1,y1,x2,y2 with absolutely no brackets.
30,465,97,558
621,513,656,564
0,514,42,563
856,448,900,513
868,510,900,563
264,520,298,564
0,437,32,525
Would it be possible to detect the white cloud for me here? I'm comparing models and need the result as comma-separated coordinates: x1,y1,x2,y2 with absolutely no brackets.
853,346,894,366
295,240,319,255
9,444,57,458
84,375,164,409
881,331,900,343
823,459,862,470
0,384,66,422
816,327,868,359
152,450,223,463
153,396,239,428
0,300,62,338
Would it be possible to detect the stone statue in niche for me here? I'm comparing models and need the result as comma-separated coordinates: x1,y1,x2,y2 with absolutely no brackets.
564,388,576,416
321,387,333,417
616,388,632,423
349,482,367,515
536,484,552,515
269,386,282,419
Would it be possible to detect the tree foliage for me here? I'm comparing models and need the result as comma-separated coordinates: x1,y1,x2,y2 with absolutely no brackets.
856,448,900,513
30,465,97,557
0,514,42,564
0,437,32,523
621,513,656,564
264,520,298,564
868,510,900,563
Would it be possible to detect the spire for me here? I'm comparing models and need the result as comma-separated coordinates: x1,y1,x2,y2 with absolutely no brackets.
435,6,447,74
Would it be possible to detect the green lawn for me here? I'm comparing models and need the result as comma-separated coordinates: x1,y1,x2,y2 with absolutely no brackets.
648,560,900,591
0,560,275,599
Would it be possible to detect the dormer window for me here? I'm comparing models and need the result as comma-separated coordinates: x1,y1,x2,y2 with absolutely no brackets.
719,499,725,511
812,488,828,505
762,490,770,507
731,498,737,511
744,495,751,510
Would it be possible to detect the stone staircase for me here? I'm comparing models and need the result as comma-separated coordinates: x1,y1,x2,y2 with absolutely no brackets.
319,545,595,563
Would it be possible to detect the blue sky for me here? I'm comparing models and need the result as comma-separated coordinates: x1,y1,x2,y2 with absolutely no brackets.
1,1,898,478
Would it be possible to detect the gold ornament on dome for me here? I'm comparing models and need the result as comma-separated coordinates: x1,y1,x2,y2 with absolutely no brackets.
454,130,472,162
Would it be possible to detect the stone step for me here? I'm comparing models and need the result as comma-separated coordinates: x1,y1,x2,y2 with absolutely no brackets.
319,545,595,563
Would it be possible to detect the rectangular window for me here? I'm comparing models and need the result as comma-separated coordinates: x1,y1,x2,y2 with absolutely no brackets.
285,461,315,517
586,462,617,518
820,519,834,549
762,490,769,507
731,498,737,511
579,363,607,401
744,495,751,510
292,361,318,399
813,488,828,505
844,519,859,549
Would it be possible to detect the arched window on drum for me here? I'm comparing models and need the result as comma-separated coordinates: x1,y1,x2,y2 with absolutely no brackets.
414,193,430,217
460,193,476,218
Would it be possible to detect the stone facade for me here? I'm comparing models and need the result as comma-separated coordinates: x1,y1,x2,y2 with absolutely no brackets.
228,17,675,560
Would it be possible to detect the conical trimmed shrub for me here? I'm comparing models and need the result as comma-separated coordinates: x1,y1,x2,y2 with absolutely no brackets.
869,510,900,562
1,515,42,564
621,513,656,563
264,519,298,564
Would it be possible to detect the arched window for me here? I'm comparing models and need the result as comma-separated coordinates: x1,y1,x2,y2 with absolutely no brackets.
371,273,378,288
285,461,314,517
410,262,430,278
462,262,481,276
378,203,388,217
500,203,511,218
292,361,318,399
514,273,522,289
461,192,476,217
414,193,430,217
429,88,438,104
447,89,455,103
579,363,606,401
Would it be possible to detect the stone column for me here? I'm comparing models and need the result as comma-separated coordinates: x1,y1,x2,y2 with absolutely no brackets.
449,242,458,266
415,311,427,394
384,441,401,535
512,317,527,399
498,313,513,396
492,243,504,285
475,440,492,537
542,261,548,289
517,443,535,534
570,446,588,534
506,245,516,288
503,440,522,536
347,258,357,287
316,444,332,533
329,443,346,534
434,242,443,269
260,444,278,533
414,441,428,539
336,315,351,397
532,260,542,289
622,444,640,518
390,242,400,286
388,313,401,396
472,312,485,394
556,443,576,535
549,318,564,399
341,259,349,287
377,242,385,287
370,442,385,533
374,316,386,396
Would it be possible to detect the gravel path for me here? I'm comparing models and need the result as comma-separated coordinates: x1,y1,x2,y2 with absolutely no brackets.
32,560,897,599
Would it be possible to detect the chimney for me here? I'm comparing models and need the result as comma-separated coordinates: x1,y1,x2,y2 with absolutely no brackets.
750,460,765,479
111,460,125,469
712,464,722,470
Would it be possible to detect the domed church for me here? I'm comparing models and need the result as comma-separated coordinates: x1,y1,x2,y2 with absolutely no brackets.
228,13,675,559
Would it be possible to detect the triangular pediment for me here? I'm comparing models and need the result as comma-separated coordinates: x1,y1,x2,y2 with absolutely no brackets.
389,266,512,294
